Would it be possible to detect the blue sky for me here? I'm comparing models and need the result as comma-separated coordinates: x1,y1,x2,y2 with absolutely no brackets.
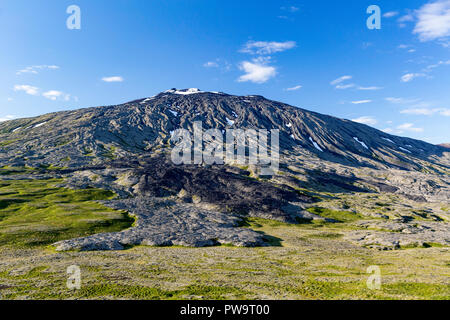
1,0,449,143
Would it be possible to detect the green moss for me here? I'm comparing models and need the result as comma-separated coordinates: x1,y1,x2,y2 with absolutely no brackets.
0,167,35,176
306,207,364,223
308,232,343,239
382,282,450,300
0,178,134,248
2,282,249,300
252,278,450,300
0,140,16,147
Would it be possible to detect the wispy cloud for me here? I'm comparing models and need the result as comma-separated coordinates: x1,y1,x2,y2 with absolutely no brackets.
351,100,372,104
0,115,16,122
383,123,424,135
401,73,426,82
398,14,414,22
386,97,421,104
278,6,300,19
357,86,383,91
42,90,72,101
203,61,219,68
14,84,74,101
351,116,378,125
336,83,355,89
241,41,296,55
281,6,300,13
401,107,450,116
285,85,302,91
385,96,449,118
330,75,359,89
238,59,276,84
101,76,124,83
383,11,399,18
16,65,59,75
14,84,39,95
330,75,352,86
397,123,424,132
424,59,450,71
413,0,450,41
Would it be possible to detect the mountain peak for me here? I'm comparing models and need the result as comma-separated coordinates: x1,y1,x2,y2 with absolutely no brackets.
165,88,203,95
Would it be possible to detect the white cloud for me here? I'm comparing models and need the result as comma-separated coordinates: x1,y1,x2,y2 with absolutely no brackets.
386,97,420,104
0,115,16,122
358,86,383,90
351,116,378,125
382,128,395,133
42,90,66,101
351,100,372,104
16,65,59,75
330,75,352,85
281,6,299,13
400,108,436,115
241,41,296,55
397,123,424,132
14,84,73,101
335,83,355,90
401,107,450,116
7,98,13,102
203,61,219,68
102,76,124,83
413,0,450,41
398,14,415,22
401,73,426,82
238,60,276,84
285,85,302,91
424,59,450,71
14,85,39,95
384,11,399,18
330,75,356,89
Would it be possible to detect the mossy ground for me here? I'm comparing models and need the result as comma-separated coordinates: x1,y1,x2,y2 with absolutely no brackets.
0,178,448,300
0,178,134,248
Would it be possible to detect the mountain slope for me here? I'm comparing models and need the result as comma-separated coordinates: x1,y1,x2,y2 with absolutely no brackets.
1,88,448,173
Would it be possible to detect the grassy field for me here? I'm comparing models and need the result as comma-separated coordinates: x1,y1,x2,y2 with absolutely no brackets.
0,178,449,300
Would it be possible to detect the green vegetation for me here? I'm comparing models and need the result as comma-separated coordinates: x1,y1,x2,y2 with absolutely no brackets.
0,140,16,147
0,214,448,300
306,207,364,222
1,277,249,300
0,180,447,300
0,178,134,248
98,144,117,160
0,166,35,176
